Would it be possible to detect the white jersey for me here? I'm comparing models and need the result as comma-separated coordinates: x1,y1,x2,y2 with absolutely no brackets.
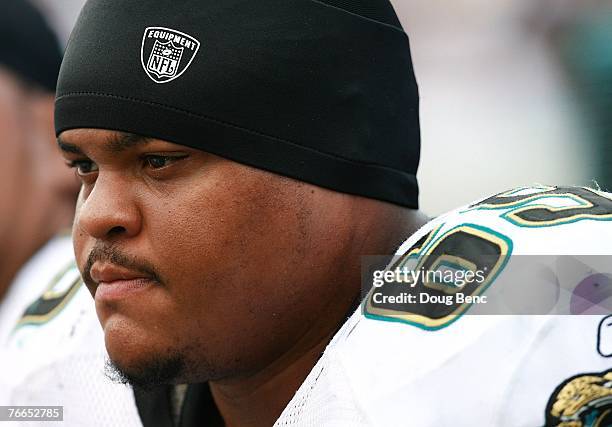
275,186,612,427
0,235,73,348
0,235,74,404
2,243,142,426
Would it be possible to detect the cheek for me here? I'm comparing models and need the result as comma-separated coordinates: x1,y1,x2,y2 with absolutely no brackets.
144,175,259,274
145,189,246,308
139,182,313,366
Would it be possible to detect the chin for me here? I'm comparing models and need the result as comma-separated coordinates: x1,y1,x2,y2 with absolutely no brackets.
103,318,172,376
101,315,226,386
105,352,186,390
104,328,186,390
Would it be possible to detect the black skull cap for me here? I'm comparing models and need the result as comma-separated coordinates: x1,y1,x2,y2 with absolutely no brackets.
0,0,62,92
55,0,421,208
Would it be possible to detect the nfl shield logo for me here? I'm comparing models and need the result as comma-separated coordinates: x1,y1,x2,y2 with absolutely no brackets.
141,27,200,84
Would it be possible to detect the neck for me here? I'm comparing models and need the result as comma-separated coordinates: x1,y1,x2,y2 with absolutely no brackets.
209,292,357,427
209,206,427,427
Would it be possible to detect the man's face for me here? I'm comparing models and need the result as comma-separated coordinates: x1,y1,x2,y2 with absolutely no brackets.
59,129,357,387
0,66,78,300
0,70,30,247
27,92,80,233
0,68,79,266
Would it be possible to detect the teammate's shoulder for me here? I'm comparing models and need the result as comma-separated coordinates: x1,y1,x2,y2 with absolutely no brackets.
399,185,612,257
14,260,83,330
8,240,92,350
0,234,76,343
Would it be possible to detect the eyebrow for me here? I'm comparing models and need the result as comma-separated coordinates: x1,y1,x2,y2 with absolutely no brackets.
107,133,151,153
57,133,151,155
57,139,83,154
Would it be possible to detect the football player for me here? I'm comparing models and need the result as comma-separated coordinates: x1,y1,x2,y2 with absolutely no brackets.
0,0,78,405
49,0,612,425
0,2,143,425
0,0,78,344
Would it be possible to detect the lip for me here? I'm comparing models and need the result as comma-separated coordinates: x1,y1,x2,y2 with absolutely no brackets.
95,278,157,302
90,263,157,302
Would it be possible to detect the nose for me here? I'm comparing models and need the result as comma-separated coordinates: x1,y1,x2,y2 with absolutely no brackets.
75,173,142,240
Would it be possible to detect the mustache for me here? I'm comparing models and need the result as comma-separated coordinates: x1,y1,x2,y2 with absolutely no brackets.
82,243,164,287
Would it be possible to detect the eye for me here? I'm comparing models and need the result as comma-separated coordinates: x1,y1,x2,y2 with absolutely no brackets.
68,160,99,176
144,155,187,170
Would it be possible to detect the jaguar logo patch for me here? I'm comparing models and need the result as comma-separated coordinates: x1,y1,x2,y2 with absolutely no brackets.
545,369,612,426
